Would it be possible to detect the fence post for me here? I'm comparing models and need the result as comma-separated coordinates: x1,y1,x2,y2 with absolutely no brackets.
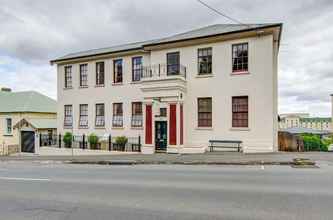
138,135,141,152
109,134,112,151
59,134,62,148
82,134,85,149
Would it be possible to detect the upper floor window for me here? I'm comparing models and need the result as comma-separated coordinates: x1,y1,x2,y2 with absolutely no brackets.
167,52,180,75
96,62,105,86
64,66,72,88
79,104,88,128
95,103,105,127
232,43,248,73
5,118,12,135
198,48,212,75
132,57,142,81
198,98,212,127
64,105,73,127
232,96,248,128
79,64,88,87
113,59,123,83
131,102,143,127
113,103,123,127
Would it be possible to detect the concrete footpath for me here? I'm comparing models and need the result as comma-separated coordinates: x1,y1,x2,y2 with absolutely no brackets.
1,152,333,166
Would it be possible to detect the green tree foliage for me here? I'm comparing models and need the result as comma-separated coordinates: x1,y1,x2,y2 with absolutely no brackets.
63,132,73,148
301,134,330,152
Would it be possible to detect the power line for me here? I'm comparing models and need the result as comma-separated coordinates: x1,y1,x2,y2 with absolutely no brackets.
196,0,250,27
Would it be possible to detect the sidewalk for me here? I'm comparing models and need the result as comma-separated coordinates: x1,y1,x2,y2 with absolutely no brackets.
1,152,332,165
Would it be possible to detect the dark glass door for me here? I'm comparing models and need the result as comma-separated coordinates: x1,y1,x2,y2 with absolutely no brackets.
155,121,167,151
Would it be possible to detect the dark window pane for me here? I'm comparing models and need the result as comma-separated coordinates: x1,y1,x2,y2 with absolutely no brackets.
232,43,248,72
198,98,212,127
232,96,248,127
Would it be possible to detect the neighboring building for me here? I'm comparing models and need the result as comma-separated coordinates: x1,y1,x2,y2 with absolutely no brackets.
279,113,331,131
0,88,57,154
51,23,282,153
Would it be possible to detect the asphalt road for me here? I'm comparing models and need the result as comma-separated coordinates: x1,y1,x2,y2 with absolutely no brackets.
0,162,332,220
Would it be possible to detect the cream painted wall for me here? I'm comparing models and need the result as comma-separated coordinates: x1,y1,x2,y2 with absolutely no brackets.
57,34,278,153
0,112,56,146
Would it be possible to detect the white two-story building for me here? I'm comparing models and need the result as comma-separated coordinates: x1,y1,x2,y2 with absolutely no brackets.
51,23,282,154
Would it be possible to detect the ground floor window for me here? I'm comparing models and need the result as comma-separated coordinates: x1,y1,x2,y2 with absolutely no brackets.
5,118,12,134
79,104,88,128
232,96,248,127
198,97,212,127
131,102,142,127
113,103,123,127
64,105,73,127
95,103,105,127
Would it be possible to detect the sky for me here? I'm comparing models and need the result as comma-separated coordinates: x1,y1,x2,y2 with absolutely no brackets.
0,0,332,116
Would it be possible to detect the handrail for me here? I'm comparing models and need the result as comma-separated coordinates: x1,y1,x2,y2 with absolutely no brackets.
141,64,186,79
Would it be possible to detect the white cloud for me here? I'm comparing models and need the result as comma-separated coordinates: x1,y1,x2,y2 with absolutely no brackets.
0,0,333,116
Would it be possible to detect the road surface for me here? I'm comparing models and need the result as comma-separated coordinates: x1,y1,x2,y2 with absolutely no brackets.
0,161,332,219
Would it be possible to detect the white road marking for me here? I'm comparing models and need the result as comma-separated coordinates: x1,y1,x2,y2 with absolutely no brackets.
0,177,51,182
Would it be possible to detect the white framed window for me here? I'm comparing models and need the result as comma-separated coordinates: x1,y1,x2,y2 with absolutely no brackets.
79,104,88,128
5,118,12,135
64,105,73,127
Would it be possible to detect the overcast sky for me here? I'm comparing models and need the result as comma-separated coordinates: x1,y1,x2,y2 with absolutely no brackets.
0,0,332,116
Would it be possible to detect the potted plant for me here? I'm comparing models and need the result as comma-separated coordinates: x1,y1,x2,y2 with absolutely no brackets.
115,136,128,151
88,133,99,150
63,132,73,148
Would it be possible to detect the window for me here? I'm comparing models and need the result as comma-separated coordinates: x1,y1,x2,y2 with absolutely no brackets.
64,105,73,127
79,104,88,128
131,102,143,127
113,59,123,83
198,48,212,74
96,62,105,86
95,104,105,127
232,96,248,128
64,66,72,88
198,98,212,127
132,57,142,81
167,52,180,75
160,108,167,117
79,64,88,87
113,103,123,127
5,118,12,134
232,43,248,73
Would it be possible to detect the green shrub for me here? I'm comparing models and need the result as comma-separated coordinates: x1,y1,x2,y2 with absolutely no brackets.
63,132,73,148
115,136,128,146
88,133,99,149
301,134,328,152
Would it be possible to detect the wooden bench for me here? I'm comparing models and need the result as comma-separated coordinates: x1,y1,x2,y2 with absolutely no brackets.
209,140,242,152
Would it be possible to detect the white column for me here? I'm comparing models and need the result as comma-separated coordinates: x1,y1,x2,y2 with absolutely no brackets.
34,132,40,155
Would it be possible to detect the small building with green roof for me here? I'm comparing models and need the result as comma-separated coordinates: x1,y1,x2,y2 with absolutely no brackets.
0,88,57,154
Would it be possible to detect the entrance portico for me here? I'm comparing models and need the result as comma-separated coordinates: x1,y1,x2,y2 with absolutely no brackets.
139,62,186,154
142,98,184,154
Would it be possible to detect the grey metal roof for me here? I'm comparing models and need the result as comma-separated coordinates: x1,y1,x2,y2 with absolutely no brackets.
51,23,282,63
279,127,331,135
0,91,56,113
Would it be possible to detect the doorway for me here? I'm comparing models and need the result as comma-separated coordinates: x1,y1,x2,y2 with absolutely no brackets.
21,131,35,153
155,121,167,152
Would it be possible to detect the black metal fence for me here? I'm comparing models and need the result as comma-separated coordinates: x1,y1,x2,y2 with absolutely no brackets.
40,134,58,147
50,134,141,152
